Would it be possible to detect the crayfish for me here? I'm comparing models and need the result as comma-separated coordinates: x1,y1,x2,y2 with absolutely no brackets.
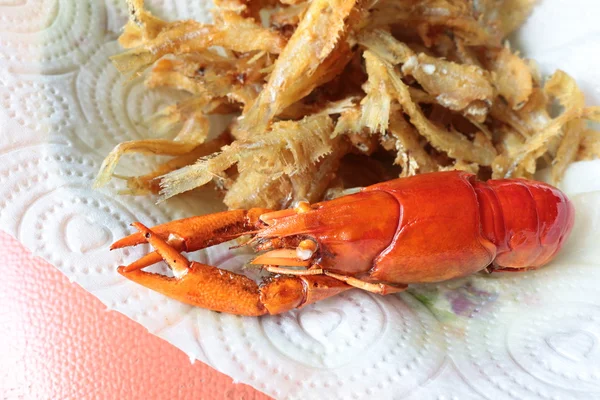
112,171,574,316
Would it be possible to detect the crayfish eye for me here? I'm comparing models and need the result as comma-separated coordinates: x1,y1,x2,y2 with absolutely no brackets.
293,201,312,214
296,239,317,261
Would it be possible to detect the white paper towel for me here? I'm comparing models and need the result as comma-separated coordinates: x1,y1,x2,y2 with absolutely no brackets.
1,1,599,398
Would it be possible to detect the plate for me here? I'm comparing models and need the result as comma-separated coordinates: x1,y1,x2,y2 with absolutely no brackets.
1,1,599,398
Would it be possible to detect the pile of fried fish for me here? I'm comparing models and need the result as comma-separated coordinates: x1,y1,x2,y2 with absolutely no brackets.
95,0,600,209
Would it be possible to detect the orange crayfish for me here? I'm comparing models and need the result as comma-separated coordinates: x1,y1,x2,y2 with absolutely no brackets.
112,171,574,316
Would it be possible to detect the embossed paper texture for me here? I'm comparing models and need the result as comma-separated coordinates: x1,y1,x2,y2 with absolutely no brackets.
1,1,600,399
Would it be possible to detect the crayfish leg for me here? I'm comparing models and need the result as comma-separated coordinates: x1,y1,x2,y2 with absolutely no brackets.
323,271,407,295
264,266,323,275
260,275,351,315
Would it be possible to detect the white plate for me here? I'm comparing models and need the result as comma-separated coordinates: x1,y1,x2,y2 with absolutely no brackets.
1,1,599,398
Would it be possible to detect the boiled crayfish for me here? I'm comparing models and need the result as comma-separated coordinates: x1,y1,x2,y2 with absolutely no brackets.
112,171,574,316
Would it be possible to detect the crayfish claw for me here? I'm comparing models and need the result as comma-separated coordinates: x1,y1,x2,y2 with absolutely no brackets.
117,222,267,315
115,221,354,316
132,222,190,275
111,229,146,250
112,209,272,270
121,251,164,272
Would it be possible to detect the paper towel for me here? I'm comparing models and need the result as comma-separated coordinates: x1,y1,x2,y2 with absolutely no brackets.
0,0,599,398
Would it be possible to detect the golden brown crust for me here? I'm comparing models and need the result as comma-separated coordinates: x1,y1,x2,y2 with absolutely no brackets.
96,0,600,209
